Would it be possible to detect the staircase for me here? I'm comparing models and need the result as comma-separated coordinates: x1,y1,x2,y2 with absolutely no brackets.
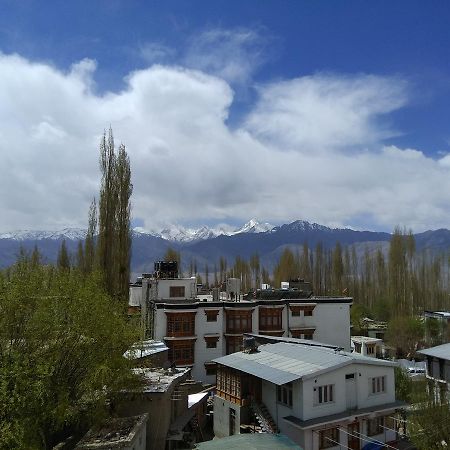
250,400,278,433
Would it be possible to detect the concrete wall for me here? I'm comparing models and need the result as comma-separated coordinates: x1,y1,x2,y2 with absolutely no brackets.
156,278,196,300
213,396,248,438
301,363,395,421
117,393,171,450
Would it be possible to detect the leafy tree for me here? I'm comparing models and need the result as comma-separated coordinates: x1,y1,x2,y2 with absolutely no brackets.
0,261,140,449
84,199,97,275
385,316,424,358
57,239,70,270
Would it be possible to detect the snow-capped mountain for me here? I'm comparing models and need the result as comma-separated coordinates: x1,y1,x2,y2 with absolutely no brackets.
0,228,87,241
133,219,275,242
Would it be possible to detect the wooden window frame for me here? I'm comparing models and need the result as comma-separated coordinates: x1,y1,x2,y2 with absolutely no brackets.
290,305,316,316
169,286,186,298
226,335,243,354
367,416,384,436
226,310,253,334
259,307,283,331
205,309,219,322
166,312,196,337
167,339,195,365
319,427,340,449
204,335,220,349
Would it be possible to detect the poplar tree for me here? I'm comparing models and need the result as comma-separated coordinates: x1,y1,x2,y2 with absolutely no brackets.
57,239,70,270
97,129,133,301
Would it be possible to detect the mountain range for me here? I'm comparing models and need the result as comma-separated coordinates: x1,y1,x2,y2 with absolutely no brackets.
1,219,450,276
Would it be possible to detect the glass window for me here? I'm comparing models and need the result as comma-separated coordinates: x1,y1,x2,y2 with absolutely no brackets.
314,384,334,405
276,382,293,407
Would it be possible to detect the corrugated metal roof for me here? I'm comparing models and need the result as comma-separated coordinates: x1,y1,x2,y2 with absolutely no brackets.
213,342,396,385
417,343,450,360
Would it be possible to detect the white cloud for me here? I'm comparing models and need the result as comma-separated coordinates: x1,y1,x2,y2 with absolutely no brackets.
183,28,268,85
0,51,449,233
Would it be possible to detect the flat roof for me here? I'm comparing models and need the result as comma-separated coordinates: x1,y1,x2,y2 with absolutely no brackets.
351,336,382,344
131,367,190,393
123,340,168,359
213,342,396,386
76,414,148,448
417,343,450,361
195,433,303,449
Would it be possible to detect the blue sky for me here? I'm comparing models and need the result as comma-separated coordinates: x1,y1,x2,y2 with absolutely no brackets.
1,1,450,232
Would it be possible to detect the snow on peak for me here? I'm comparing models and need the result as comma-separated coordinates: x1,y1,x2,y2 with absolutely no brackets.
233,219,274,235
0,228,87,241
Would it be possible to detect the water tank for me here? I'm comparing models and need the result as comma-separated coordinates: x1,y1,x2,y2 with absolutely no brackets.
226,278,241,301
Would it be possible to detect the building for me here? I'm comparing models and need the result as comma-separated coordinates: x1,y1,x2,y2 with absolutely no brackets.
129,262,353,383
124,339,169,367
213,337,404,450
115,366,208,450
75,414,148,450
351,336,383,358
418,342,450,401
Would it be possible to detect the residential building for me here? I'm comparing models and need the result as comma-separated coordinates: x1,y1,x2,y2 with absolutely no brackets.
115,366,208,450
129,262,353,384
213,336,404,450
75,414,148,450
351,336,383,358
418,342,450,401
195,433,303,449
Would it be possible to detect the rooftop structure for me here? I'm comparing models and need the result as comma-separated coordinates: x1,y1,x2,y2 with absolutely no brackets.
195,433,303,449
75,414,147,450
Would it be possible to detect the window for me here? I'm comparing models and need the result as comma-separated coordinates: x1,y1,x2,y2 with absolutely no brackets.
345,373,355,379
226,336,242,354
167,340,195,365
354,342,362,353
166,312,195,337
169,286,186,297
290,305,315,316
370,376,386,394
290,329,315,339
366,344,375,355
226,310,252,334
259,308,282,331
204,335,219,348
319,427,339,449
367,416,384,436
276,382,293,407
205,309,219,322
314,384,334,405
205,362,217,376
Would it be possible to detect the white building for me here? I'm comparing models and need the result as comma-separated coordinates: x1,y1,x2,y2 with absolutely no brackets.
351,336,384,358
129,264,353,384
213,339,404,450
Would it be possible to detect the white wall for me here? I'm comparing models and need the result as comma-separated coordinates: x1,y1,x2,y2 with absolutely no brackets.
301,363,396,421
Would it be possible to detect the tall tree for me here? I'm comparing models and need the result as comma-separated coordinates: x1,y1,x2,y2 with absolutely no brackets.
84,199,97,275
96,129,133,301
57,239,70,271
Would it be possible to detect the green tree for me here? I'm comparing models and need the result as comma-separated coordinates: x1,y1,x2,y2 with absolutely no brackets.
164,247,180,266
84,199,97,275
57,239,70,271
0,261,140,449
385,316,424,358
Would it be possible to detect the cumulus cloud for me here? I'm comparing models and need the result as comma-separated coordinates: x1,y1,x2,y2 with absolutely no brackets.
0,51,449,233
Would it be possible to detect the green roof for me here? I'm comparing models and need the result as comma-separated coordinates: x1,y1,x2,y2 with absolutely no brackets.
195,433,303,450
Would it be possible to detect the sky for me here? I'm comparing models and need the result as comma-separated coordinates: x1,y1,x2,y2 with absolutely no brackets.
1,1,450,233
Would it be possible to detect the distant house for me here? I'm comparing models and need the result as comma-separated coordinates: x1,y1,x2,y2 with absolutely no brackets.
213,337,404,450
351,336,384,358
418,342,450,401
